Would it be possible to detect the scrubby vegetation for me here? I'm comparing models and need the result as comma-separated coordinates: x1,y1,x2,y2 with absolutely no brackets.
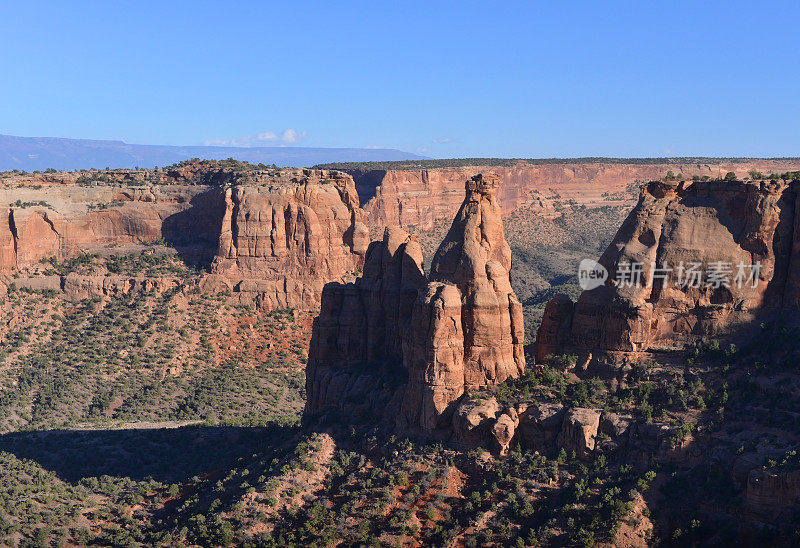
2,320,798,547
2,158,285,187
0,257,308,433
38,248,205,278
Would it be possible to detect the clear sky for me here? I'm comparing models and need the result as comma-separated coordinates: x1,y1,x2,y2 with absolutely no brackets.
1,1,798,158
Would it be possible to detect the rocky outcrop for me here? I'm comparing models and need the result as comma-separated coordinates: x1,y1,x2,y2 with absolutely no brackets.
304,226,426,417
746,468,800,513
60,274,181,298
557,408,602,460
0,166,368,310
347,160,800,230
305,174,526,430
491,411,519,456
536,177,800,371
400,174,525,429
449,396,639,459
210,170,369,309
2,272,197,300
518,402,566,450
0,196,160,271
452,397,501,447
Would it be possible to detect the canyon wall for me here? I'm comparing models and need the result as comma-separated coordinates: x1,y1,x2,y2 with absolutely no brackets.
208,170,368,309
305,174,525,430
346,160,800,230
535,177,800,373
0,185,214,271
0,166,368,309
3,160,798,311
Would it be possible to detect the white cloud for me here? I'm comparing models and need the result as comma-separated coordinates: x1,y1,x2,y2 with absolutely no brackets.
432,137,453,144
204,129,307,147
281,129,307,143
416,147,431,153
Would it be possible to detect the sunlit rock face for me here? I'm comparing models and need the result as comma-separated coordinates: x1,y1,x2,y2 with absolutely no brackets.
0,166,369,308
400,174,525,429
536,177,800,373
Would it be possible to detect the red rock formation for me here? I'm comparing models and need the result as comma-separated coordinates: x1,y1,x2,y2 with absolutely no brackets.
746,468,800,513
306,174,525,430
557,408,602,460
452,397,501,446
210,170,369,309
0,167,368,309
0,184,212,270
304,227,425,418
535,177,800,370
449,395,637,459
5,160,797,315
347,160,800,230
400,174,526,429
491,411,519,456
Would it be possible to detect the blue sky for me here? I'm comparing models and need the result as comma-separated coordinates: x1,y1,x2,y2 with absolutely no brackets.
1,1,798,158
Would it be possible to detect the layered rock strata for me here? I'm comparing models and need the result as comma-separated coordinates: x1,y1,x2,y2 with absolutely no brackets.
535,177,800,370
347,160,800,230
305,174,525,430
209,170,369,309
304,226,426,418
0,167,368,308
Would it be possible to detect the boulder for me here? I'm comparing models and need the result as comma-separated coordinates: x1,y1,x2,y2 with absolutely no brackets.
453,397,501,446
595,412,634,456
599,412,634,438
518,402,565,451
557,408,601,460
491,412,519,456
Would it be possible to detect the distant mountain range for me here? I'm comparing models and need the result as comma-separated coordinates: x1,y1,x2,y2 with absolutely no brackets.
0,134,427,171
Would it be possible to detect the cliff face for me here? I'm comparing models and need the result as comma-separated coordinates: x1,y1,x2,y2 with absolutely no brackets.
210,170,369,309
305,227,426,419
347,160,800,230
4,160,798,312
0,185,209,270
0,167,368,309
535,178,800,370
305,174,525,430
